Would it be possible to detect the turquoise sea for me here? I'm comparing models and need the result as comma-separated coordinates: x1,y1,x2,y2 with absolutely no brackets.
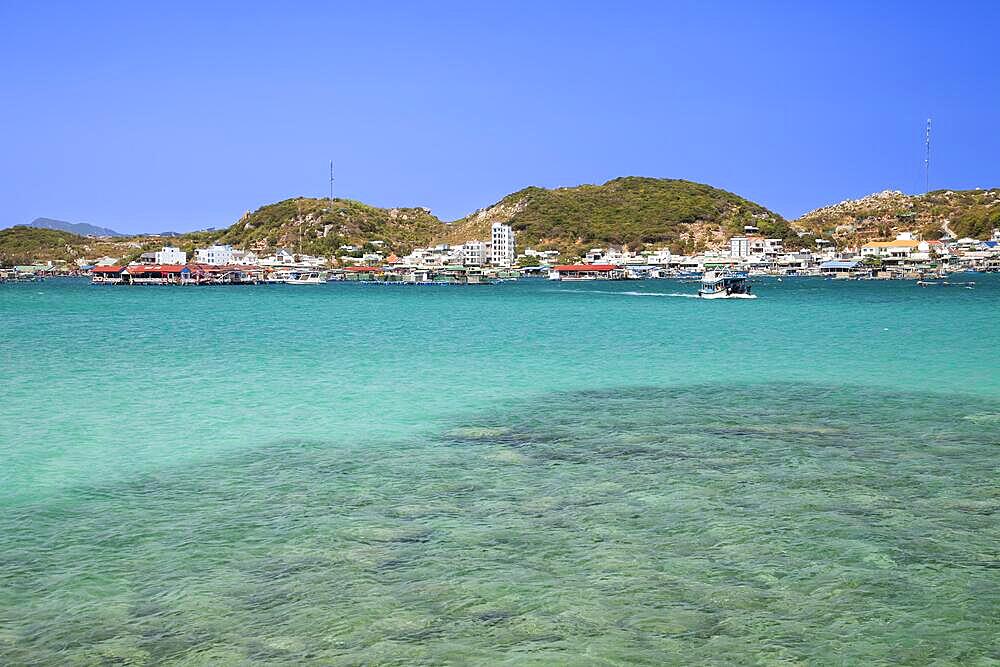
1,276,998,665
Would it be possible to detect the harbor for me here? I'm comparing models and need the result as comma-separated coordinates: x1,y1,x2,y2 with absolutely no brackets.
7,224,1000,288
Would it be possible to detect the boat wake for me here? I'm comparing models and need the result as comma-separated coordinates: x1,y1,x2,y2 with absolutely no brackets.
566,289,700,298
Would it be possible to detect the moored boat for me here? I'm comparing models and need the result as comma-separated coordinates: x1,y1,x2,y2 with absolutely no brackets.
284,271,326,284
698,271,755,299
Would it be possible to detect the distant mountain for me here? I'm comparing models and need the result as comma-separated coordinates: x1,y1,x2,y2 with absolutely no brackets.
27,217,124,237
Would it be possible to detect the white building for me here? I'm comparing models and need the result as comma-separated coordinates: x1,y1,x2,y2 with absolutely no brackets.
193,244,235,265
462,241,486,266
644,248,673,265
860,239,920,260
154,246,187,264
732,236,784,257
490,222,515,267
730,236,750,257
748,237,784,256
230,250,259,265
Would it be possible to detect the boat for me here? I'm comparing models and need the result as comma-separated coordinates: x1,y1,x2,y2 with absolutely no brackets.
285,271,325,284
698,271,755,299
265,270,292,284
917,279,975,288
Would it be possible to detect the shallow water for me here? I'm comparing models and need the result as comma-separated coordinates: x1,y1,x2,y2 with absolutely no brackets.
1,277,998,664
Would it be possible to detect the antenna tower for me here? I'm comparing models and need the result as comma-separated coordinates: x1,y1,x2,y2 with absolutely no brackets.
924,118,931,193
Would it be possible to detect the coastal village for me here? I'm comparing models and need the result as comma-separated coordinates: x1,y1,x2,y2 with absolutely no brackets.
3,218,1000,285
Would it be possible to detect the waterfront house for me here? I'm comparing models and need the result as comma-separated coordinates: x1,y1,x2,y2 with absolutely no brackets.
123,264,186,284
154,246,187,264
193,244,235,265
341,266,383,281
860,238,921,264
90,266,125,284
819,260,861,276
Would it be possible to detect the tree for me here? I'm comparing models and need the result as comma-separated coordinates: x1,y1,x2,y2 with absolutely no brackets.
862,255,882,268
517,255,542,268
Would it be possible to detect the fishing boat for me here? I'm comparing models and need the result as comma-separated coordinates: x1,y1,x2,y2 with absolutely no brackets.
698,271,755,299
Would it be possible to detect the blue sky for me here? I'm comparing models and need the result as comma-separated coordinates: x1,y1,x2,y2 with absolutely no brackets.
2,1,998,233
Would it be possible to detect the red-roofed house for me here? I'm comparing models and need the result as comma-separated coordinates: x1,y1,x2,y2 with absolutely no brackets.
90,265,125,284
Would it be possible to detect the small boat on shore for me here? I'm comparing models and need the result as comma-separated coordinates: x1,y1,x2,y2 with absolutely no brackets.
698,271,755,299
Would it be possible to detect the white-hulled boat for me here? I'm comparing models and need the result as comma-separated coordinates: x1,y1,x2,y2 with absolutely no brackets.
285,270,325,284
265,270,293,284
698,271,756,299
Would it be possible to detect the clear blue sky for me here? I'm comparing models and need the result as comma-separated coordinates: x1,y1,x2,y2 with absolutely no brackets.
2,1,998,233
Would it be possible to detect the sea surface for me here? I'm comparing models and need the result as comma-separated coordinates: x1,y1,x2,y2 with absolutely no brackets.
1,276,998,665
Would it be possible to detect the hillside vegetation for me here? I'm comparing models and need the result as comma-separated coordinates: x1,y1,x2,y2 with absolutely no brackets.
0,226,91,264
214,197,445,257
793,188,1000,244
0,226,209,266
438,177,791,255
7,181,1000,265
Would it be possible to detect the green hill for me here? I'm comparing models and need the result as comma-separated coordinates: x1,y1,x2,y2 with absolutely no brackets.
213,197,445,257
0,226,90,264
793,188,1000,244
437,177,790,255
0,226,210,266
9,181,998,265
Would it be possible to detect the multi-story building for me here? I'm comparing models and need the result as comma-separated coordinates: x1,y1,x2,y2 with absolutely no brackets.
729,236,785,258
193,244,234,265
730,236,750,257
490,222,515,266
462,241,486,266
154,246,187,264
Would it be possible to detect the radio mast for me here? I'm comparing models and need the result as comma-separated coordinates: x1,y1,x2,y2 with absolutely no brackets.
924,118,931,193
329,160,335,201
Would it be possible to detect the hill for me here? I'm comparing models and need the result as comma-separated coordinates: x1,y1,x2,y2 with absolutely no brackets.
213,197,445,257
28,217,124,237
793,188,1000,245
0,226,196,266
0,226,89,264
8,182,999,265
437,177,791,255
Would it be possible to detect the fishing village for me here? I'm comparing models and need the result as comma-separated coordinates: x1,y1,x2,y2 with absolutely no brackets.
3,219,1000,286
